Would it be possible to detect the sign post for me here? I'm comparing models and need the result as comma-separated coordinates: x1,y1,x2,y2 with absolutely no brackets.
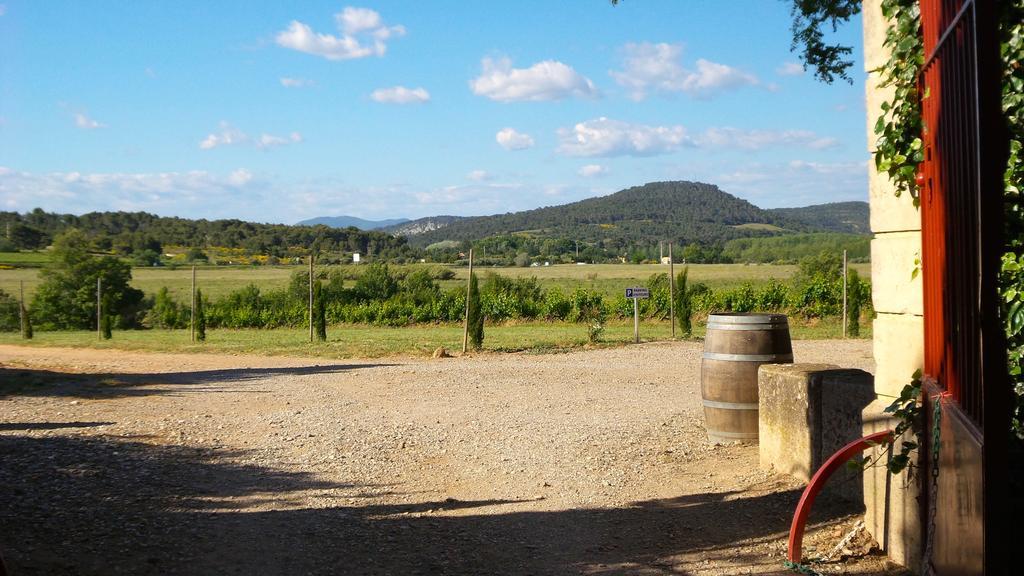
625,287,650,344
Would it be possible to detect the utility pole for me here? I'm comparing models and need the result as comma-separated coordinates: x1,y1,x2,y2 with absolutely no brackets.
462,249,474,354
842,249,848,338
309,254,314,343
190,265,196,343
659,241,663,262
96,277,102,340
669,242,675,339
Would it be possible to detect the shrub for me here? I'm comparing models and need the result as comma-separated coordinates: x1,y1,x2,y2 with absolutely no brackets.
674,267,692,337
467,273,483,349
0,289,18,332
195,289,207,341
313,280,327,341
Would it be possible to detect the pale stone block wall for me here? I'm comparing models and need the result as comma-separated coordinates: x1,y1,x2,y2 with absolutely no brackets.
863,0,924,569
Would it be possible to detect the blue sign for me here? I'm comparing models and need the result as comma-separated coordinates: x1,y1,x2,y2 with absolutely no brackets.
625,287,650,299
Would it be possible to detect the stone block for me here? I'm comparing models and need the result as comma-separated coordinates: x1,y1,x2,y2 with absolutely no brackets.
759,363,838,480
820,369,878,503
862,399,923,569
862,0,892,72
869,173,920,234
872,313,924,398
758,365,874,503
871,233,923,315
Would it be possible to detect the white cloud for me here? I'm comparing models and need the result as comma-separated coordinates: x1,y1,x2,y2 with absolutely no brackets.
370,86,431,104
199,122,248,149
557,117,692,157
74,112,106,130
0,168,269,218
609,42,758,100
713,160,868,207
280,77,315,88
466,170,491,182
697,127,838,150
777,61,805,76
495,127,535,151
228,168,253,186
256,132,303,149
275,7,405,61
337,7,381,34
557,118,839,157
470,57,598,102
578,164,609,178
200,122,302,150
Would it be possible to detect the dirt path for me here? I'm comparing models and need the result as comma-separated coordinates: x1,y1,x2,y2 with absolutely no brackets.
0,341,904,575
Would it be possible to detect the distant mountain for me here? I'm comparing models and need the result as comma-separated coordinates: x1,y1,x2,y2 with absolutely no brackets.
401,181,862,248
296,215,410,230
766,201,870,234
381,215,464,236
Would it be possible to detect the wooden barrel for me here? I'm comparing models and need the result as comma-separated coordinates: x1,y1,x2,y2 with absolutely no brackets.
701,312,792,443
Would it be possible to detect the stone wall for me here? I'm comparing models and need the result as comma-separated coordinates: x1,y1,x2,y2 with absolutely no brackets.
862,0,924,569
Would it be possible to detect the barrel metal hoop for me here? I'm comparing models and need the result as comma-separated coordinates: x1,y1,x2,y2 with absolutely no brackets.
702,352,794,362
706,322,789,331
702,399,759,410
707,314,788,324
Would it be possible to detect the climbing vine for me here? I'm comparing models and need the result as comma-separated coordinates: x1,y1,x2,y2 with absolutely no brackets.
999,0,1024,438
872,0,923,203
789,0,1024,437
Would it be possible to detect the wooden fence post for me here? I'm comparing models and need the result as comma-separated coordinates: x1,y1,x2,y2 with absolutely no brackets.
96,277,102,340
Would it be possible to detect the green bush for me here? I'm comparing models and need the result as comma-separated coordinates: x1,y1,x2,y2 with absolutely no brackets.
674,267,693,337
31,229,145,330
0,289,20,332
468,273,483,349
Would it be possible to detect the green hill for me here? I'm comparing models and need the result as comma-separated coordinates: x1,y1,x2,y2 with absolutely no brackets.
765,201,870,234
405,181,866,250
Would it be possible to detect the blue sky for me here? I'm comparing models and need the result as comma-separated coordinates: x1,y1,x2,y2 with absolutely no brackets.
0,1,867,224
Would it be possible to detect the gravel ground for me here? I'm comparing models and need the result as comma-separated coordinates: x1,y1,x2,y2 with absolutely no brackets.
0,340,908,575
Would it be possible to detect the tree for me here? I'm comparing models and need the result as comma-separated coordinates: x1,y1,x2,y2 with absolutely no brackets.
354,263,398,302
31,230,145,329
847,268,865,337
674,267,693,337
147,287,185,329
100,304,112,340
467,273,484,349
195,288,207,341
21,300,32,340
9,224,50,250
313,280,327,341
0,289,19,332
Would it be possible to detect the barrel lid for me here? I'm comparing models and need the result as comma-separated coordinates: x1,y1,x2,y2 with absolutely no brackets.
707,312,788,324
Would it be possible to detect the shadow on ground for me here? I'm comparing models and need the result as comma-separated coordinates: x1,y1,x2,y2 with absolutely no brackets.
0,363,392,399
0,433,899,576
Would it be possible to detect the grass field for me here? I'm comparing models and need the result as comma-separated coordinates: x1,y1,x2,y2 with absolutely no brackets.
0,251,52,266
0,316,868,358
0,262,872,304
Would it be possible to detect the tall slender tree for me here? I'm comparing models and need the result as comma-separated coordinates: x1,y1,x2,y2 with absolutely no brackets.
467,273,484,349
674,266,692,337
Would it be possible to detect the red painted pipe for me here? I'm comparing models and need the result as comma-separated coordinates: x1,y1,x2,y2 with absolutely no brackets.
787,429,895,563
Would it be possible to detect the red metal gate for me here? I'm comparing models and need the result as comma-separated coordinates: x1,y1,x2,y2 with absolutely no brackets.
917,0,1008,572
